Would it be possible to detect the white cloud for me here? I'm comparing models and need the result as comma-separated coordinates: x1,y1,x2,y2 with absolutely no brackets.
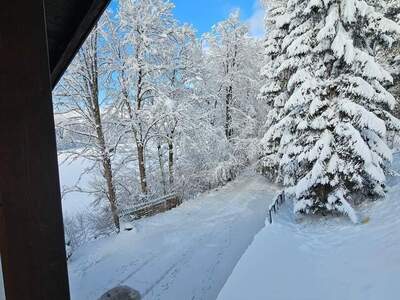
247,0,266,38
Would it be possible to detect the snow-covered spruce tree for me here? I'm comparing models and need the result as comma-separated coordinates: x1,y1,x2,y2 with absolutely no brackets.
260,0,400,221
258,0,291,179
382,0,400,119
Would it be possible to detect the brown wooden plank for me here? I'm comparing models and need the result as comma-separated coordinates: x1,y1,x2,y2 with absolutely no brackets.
47,0,111,87
0,0,70,299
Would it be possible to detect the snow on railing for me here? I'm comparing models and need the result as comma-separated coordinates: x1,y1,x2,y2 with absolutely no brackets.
268,191,286,224
120,193,180,219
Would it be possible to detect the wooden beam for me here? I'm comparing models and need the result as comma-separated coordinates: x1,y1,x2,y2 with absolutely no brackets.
0,1,70,299
49,0,111,88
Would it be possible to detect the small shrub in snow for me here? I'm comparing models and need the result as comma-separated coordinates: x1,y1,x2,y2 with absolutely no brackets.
213,160,242,186
64,208,115,258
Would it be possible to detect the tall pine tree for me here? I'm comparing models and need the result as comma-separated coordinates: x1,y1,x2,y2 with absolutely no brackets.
382,0,400,119
258,0,290,179
260,0,400,221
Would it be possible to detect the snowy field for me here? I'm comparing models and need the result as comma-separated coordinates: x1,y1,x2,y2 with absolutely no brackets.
218,154,400,300
59,153,96,217
67,173,278,300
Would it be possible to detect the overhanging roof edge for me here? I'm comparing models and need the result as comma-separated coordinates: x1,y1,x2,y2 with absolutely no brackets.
48,0,111,89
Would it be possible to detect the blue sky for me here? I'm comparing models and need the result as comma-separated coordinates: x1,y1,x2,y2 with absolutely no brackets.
171,0,265,36
109,0,265,37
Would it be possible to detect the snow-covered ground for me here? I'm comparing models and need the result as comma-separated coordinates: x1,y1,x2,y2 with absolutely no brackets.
2,154,400,300
218,155,400,300
59,153,95,217
3,155,275,300
68,173,278,300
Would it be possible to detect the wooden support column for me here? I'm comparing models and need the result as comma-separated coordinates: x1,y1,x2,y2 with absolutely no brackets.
0,1,70,299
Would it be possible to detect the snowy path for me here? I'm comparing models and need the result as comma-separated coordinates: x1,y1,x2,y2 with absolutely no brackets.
68,174,278,300
218,155,400,300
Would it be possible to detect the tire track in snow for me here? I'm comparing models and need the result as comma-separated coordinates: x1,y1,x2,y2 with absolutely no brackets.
68,174,277,300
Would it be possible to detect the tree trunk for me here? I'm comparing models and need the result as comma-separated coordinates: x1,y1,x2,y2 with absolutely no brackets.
157,143,167,195
90,28,120,232
168,140,174,188
101,154,120,232
224,40,237,141
137,141,148,194
225,85,233,140
121,88,148,195
121,59,149,195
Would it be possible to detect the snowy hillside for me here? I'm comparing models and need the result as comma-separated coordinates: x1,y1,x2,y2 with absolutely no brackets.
67,173,278,300
218,154,400,300
59,153,95,218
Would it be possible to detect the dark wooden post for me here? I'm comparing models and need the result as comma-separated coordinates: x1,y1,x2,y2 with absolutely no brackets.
0,0,70,299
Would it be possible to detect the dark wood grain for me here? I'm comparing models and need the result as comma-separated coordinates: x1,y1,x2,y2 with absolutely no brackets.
45,0,111,87
0,0,70,299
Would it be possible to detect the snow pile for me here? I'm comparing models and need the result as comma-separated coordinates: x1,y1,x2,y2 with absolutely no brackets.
217,154,400,300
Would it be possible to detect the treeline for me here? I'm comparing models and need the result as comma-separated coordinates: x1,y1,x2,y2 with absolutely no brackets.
55,0,263,243
58,0,400,250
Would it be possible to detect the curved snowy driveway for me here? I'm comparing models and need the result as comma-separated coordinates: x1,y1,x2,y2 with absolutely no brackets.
68,174,278,300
